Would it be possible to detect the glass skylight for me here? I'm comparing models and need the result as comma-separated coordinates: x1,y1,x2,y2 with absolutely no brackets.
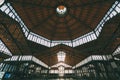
27,32,51,47
57,51,66,62
73,31,97,47
95,1,120,37
73,55,112,69
113,46,120,56
0,40,12,56
0,3,29,37
4,55,48,68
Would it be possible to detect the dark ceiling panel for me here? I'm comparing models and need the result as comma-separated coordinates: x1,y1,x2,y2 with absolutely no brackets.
0,12,32,55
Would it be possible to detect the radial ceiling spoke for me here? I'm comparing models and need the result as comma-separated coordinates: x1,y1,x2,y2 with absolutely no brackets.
68,13,94,31
32,14,54,29
64,17,73,41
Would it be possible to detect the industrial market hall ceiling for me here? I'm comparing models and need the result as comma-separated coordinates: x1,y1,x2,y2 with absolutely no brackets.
0,0,120,66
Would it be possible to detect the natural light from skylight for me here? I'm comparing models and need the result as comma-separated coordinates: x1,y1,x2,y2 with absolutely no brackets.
0,40,12,56
57,51,66,62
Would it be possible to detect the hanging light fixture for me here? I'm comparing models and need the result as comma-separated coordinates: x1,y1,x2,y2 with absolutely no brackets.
56,5,67,16
0,0,5,6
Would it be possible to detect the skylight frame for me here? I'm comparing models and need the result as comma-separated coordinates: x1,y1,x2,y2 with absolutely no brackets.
0,40,12,56
113,45,120,56
73,55,113,69
57,51,66,62
4,55,49,68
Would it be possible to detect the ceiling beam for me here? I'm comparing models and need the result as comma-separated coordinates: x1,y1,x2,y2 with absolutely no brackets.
1,23,23,54
64,17,73,42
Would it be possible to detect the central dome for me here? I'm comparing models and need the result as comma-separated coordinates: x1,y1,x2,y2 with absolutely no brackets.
56,5,67,16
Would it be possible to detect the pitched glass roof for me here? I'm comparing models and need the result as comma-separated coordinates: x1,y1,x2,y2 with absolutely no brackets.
4,55,48,68
0,40,12,56
73,55,113,69
113,45,120,56
57,51,66,62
